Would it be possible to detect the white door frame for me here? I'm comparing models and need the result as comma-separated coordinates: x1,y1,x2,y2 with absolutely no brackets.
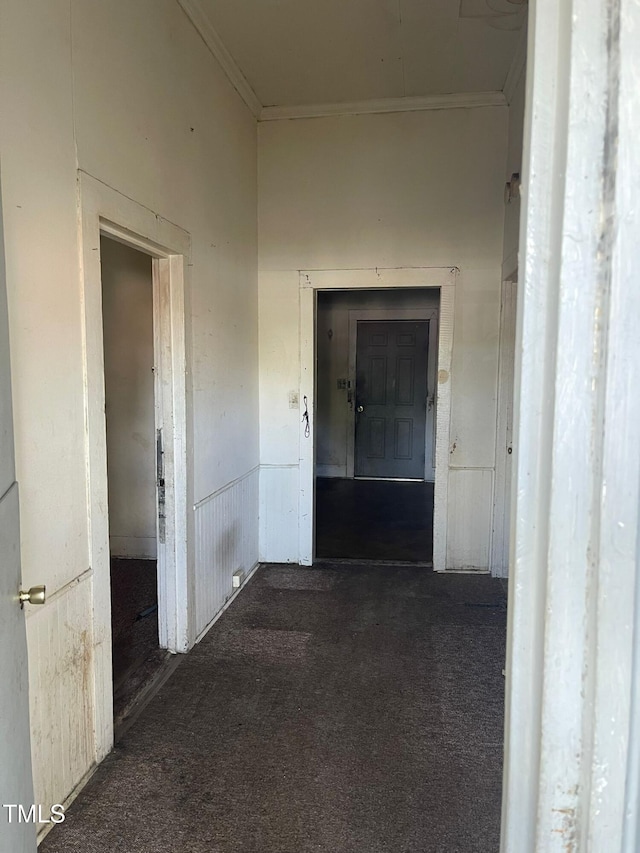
299,268,456,571
346,308,439,482
502,0,640,849
78,171,190,763
490,279,516,578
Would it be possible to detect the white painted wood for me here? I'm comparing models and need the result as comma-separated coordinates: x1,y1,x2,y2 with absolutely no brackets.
0,178,36,852
298,287,316,566
259,465,299,563
260,92,507,122
346,308,439,481
618,4,640,847
298,268,455,571
502,0,640,850
28,576,94,845
490,280,517,578
194,467,259,637
446,469,493,572
78,172,190,765
176,0,261,117
432,283,455,573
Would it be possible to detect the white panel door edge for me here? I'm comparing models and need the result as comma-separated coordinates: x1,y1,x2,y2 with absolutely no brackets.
491,279,517,578
0,172,37,853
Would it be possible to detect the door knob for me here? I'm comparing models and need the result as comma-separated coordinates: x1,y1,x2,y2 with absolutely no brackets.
357,405,364,413
19,585,46,608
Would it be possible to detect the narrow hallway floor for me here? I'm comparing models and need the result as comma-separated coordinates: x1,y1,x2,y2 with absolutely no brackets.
41,564,507,853
315,479,434,562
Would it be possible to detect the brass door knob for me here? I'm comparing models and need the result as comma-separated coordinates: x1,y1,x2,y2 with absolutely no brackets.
19,585,46,608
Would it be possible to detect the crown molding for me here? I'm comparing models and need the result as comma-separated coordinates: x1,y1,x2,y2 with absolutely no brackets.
503,24,528,105
177,0,262,117
259,91,506,122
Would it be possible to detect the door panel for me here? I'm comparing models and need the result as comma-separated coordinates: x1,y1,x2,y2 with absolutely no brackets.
355,320,429,479
0,176,37,852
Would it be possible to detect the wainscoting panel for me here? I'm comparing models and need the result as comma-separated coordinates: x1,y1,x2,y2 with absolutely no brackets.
446,468,494,571
259,465,299,564
194,467,259,637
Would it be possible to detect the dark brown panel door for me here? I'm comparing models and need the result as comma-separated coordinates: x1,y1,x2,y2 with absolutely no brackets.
354,320,429,479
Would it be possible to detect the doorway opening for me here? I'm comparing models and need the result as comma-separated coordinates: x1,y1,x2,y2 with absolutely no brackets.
100,236,168,725
314,288,439,563
79,172,190,762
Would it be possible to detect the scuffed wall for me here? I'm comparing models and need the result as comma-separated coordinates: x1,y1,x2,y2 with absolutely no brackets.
0,0,258,823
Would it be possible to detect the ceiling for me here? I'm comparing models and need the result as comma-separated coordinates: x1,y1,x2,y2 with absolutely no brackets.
195,0,526,109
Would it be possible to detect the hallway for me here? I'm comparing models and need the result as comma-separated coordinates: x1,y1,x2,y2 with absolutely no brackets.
41,564,506,853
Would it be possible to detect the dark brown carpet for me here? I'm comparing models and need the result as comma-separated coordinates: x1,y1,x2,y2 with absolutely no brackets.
42,563,506,853
111,557,167,724
315,478,434,562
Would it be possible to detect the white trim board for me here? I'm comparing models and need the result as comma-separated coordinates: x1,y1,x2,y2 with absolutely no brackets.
490,280,517,579
176,0,511,122
298,267,456,572
260,91,506,122
78,171,191,768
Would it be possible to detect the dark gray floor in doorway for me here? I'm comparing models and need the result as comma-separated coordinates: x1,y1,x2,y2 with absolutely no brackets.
41,563,506,853
111,557,167,725
315,478,434,562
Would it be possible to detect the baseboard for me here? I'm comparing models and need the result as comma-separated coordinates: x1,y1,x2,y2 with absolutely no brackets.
195,561,261,644
109,536,157,559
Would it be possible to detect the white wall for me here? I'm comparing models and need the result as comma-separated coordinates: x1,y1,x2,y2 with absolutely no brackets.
0,0,258,824
258,106,508,568
316,289,439,478
101,237,157,560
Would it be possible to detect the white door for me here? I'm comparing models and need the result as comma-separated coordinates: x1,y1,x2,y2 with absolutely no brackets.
0,176,37,852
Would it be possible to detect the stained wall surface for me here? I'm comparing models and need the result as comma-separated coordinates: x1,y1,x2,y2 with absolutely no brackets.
0,0,258,824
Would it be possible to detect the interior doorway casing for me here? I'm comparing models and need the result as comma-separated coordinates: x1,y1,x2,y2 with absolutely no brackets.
299,267,456,571
78,171,191,764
